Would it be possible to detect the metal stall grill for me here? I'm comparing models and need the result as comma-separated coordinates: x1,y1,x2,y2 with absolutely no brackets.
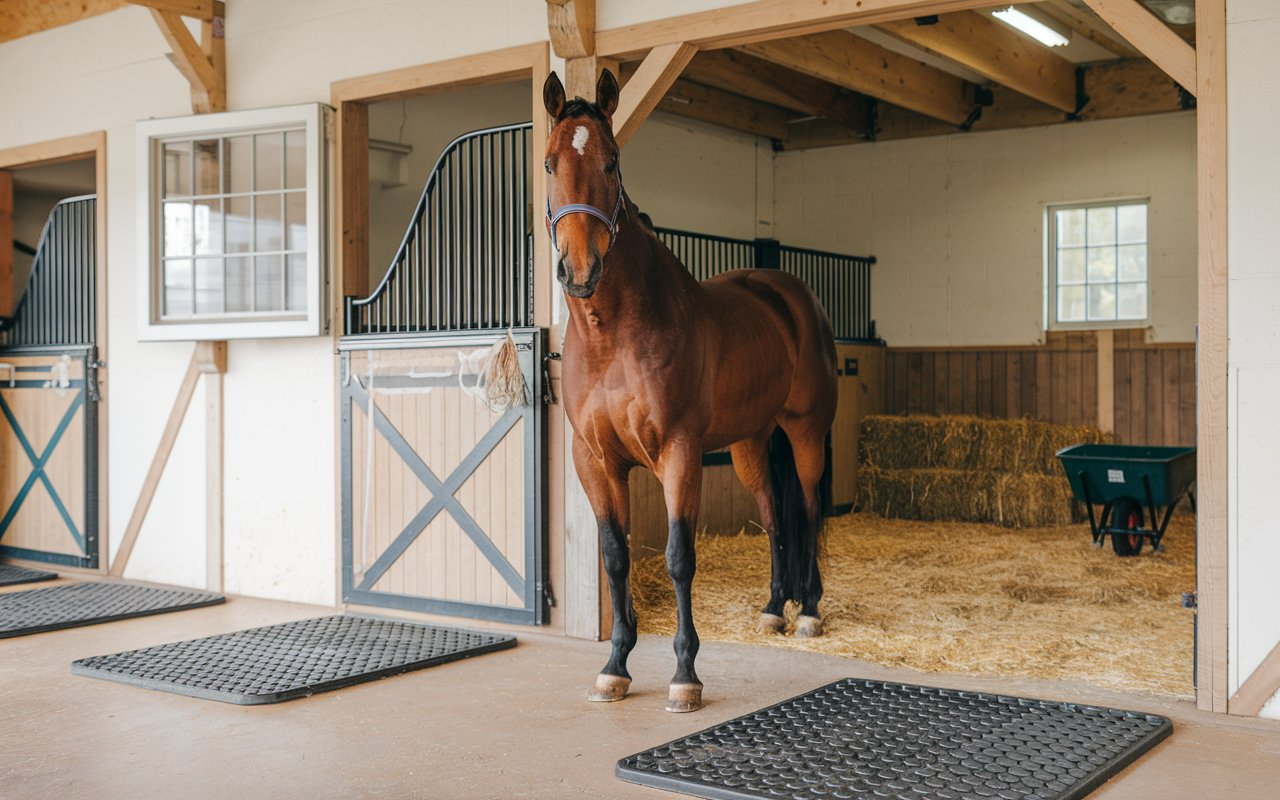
340,123,546,625
0,195,100,568
653,227,877,342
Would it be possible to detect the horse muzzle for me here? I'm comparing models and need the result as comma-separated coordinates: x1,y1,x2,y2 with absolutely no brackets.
557,258,603,299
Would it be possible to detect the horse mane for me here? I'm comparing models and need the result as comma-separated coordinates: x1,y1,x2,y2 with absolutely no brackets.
557,98,609,126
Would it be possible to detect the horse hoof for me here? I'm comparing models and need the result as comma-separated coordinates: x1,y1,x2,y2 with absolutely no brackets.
758,613,786,635
666,683,703,713
795,615,824,638
587,673,631,703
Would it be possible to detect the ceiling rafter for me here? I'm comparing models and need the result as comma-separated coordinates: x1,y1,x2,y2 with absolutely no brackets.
738,29,981,127
145,0,226,113
620,63,793,141
1035,0,1142,58
878,11,1078,113
1080,0,1195,91
614,42,697,147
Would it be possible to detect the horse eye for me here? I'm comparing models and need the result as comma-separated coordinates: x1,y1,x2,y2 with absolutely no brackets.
605,157,618,173
544,159,552,175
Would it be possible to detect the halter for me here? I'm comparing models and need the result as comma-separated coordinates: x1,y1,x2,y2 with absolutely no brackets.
545,164,626,254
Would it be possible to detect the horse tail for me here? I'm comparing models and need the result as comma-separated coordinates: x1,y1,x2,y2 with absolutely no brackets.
767,426,825,604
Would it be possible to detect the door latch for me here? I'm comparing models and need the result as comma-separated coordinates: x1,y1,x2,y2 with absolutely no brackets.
86,357,106,403
542,352,561,405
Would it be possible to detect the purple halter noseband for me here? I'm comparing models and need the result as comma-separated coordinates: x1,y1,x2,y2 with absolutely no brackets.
545,164,626,254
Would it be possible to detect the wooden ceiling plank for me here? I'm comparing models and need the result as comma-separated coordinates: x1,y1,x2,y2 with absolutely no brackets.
683,49,871,132
739,30,976,126
546,0,595,59
1037,0,1141,58
126,0,214,20
0,0,127,44
620,63,791,140
879,11,1078,113
614,42,697,147
1080,0,1195,91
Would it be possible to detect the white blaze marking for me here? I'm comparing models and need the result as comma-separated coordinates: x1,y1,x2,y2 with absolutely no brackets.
572,125,590,155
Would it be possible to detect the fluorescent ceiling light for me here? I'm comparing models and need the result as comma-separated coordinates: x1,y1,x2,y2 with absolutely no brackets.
992,6,1071,48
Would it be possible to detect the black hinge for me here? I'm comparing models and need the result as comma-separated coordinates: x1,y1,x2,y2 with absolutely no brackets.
542,352,561,405
86,356,106,404
1181,592,1197,609
542,582,557,609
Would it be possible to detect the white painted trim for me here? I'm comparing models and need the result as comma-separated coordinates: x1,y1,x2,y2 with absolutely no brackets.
135,103,332,341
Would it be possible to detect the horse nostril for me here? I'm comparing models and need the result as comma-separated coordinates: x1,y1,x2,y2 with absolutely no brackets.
556,259,568,283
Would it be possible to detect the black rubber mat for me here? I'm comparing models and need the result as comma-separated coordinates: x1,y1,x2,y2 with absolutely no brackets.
618,678,1171,800
0,581,224,638
71,615,517,704
0,564,57,587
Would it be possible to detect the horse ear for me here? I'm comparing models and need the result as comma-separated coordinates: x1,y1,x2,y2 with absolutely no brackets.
543,72,566,119
597,69,620,119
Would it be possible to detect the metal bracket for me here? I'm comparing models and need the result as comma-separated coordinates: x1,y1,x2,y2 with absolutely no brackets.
85,356,105,403
1181,592,1197,609
542,352,561,406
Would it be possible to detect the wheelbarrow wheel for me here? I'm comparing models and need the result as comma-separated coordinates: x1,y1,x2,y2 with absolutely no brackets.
1110,497,1145,557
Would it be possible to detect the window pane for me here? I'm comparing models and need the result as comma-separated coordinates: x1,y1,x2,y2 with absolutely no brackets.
285,191,307,251
163,201,193,257
1058,248,1085,284
1087,246,1116,282
195,258,223,314
1118,244,1147,281
1118,283,1147,320
1058,286,1085,322
285,129,306,189
226,256,252,313
1117,204,1147,244
255,133,282,191
225,195,252,253
255,254,284,311
286,254,307,312
1057,208,1085,247
225,135,252,194
164,259,193,316
193,139,220,195
163,142,191,197
1087,206,1116,246
194,198,223,255
1088,284,1116,320
255,193,283,252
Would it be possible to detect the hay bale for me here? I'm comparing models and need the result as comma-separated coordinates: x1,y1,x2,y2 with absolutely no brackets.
860,466,1076,528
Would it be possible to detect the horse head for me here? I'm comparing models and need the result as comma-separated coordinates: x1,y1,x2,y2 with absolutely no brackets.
543,69,624,300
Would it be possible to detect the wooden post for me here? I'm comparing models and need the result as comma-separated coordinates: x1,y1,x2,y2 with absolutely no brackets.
0,170,12,320
1095,330,1114,433
337,101,370,300
196,341,226,591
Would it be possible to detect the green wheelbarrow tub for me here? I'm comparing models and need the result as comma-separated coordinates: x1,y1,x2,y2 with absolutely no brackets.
1056,444,1196,506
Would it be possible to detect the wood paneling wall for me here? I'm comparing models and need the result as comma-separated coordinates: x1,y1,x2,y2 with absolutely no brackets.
884,330,1194,446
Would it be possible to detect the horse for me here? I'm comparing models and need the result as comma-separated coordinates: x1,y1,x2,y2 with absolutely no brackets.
544,68,838,713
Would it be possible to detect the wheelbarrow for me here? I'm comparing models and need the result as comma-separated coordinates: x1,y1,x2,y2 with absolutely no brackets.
1056,444,1196,556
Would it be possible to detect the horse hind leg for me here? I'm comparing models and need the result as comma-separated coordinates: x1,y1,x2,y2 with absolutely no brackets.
729,432,786,635
777,419,829,639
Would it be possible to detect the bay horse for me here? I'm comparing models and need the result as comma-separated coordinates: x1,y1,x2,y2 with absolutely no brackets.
545,69,837,713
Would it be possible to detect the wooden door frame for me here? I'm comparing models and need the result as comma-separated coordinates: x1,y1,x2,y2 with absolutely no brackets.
570,0,1229,712
328,42,557,614
0,131,109,574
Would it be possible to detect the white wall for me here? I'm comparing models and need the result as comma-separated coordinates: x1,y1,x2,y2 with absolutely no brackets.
773,113,1198,347
1227,0,1280,719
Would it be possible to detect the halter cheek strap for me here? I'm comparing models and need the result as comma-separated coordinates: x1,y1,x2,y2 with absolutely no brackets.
545,166,626,254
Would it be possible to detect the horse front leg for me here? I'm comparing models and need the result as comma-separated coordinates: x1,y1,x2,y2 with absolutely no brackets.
659,444,704,712
572,437,637,703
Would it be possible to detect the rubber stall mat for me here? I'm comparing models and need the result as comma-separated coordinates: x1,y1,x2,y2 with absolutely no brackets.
0,564,58,587
618,678,1171,800
71,615,516,704
0,582,224,638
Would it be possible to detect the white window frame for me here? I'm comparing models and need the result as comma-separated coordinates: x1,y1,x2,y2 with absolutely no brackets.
1045,197,1151,331
136,103,331,341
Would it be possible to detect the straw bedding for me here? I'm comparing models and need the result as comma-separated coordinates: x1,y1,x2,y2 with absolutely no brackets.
631,512,1195,698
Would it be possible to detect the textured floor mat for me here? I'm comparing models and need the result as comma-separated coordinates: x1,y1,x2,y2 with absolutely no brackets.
0,582,224,638
71,615,517,704
618,678,1171,800
0,564,57,587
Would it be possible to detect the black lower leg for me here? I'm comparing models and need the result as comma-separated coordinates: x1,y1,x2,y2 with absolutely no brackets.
763,528,786,616
599,516,637,679
800,511,823,618
667,516,701,687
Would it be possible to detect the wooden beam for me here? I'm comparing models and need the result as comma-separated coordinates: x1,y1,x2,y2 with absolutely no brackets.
335,101,370,299
1231,641,1280,717
0,171,12,321
620,64,791,141
126,0,213,19
740,30,977,127
1096,329,1114,432
1195,0,1228,715
199,1,226,113
149,6,225,113
546,0,594,59
1081,0,1195,91
110,350,202,577
0,0,126,44
1037,0,1141,58
613,42,697,148
597,0,1012,60
331,42,548,104
195,341,225,591
683,50,872,132
879,11,1077,113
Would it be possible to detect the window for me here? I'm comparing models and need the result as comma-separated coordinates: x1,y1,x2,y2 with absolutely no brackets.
1048,200,1149,327
137,104,329,340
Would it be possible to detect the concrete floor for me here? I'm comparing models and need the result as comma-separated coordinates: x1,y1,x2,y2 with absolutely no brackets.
3,580,1280,799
